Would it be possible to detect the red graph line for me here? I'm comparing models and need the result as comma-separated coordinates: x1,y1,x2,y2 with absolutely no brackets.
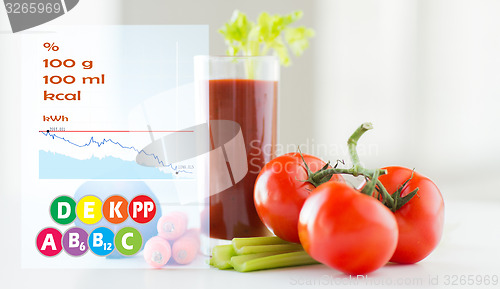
39,130,194,133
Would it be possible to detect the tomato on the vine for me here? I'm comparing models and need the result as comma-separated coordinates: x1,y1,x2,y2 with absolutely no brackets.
377,166,444,264
254,152,344,243
298,181,398,275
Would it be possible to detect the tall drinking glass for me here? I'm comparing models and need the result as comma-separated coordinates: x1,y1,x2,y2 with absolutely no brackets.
195,56,279,240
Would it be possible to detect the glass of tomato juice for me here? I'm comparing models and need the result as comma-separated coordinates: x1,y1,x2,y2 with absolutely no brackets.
194,56,279,240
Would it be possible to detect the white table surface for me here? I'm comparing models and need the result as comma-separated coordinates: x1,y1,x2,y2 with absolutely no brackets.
1,199,499,289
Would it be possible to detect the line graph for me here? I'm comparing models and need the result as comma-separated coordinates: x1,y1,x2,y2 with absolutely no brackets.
39,130,194,133
39,131,194,179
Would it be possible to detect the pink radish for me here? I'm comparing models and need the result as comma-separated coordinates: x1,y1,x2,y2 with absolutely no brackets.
172,229,200,265
143,236,171,268
157,211,188,240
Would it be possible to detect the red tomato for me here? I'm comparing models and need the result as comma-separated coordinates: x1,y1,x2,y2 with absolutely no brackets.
254,153,344,243
379,166,444,264
298,182,398,275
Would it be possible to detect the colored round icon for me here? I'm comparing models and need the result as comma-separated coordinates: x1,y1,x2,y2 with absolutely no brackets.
50,195,77,225
76,195,103,225
129,195,156,224
62,227,89,256
115,227,142,256
103,195,128,224
88,227,115,256
36,227,63,257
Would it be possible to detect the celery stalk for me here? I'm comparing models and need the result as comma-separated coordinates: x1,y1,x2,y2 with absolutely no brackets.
209,236,317,272
230,252,281,266
232,236,291,251
235,243,304,255
232,251,319,272
210,244,236,269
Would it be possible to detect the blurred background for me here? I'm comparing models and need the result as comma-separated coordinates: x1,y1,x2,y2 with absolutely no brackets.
2,0,500,204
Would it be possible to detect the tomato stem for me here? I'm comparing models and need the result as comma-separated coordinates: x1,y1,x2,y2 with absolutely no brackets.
389,170,420,211
361,170,379,195
305,123,386,184
376,179,395,209
309,167,386,184
346,123,397,208
348,122,373,168
302,123,420,212
303,123,398,209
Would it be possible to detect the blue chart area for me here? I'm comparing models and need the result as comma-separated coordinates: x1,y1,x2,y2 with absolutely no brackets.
39,131,192,179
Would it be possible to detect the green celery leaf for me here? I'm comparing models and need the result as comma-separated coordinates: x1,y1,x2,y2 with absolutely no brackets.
268,37,291,66
285,26,315,56
218,9,313,66
219,10,255,55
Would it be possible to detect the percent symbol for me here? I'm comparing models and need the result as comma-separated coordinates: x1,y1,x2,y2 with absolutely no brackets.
44,42,59,52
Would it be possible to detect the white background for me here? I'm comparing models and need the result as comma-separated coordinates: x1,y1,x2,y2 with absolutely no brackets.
119,0,500,202
1,1,500,288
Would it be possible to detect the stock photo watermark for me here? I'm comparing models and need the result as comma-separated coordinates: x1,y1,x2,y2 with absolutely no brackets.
289,274,499,287
248,139,380,174
251,138,380,159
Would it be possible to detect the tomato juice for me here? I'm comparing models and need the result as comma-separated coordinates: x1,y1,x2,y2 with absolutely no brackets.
209,79,277,239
